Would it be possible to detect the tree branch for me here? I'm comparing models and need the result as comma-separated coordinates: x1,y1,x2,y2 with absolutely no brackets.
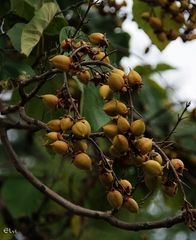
0,128,195,231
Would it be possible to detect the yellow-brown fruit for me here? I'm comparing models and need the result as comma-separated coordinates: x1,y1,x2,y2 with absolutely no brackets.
46,132,59,142
112,134,129,153
169,2,180,14
41,94,59,107
88,32,107,46
143,160,162,176
73,153,92,170
175,13,185,23
162,180,178,197
127,70,142,86
152,152,163,165
116,101,128,115
167,30,179,40
50,140,69,155
141,11,150,21
60,38,72,50
47,119,61,132
103,100,128,116
77,70,91,85
133,154,147,166
111,68,125,77
107,190,123,209
72,140,88,153
60,117,74,132
149,17,162,30
109,145,122,158
94,52,110,64
123,197,139,213
68,79,81,99
99,85,113,100
119,179,132,192
170,159,184,175
135,137,152,154
102,122,118,139
108,72,125,91
117,116,130,133
130,119,145,136
144,175,162,191
158,32,167,42
72,120,91,138
99,172,114,185
49,55,72,71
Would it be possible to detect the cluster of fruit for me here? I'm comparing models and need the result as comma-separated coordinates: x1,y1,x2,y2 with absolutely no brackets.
41,32,185,212
141,0,196,42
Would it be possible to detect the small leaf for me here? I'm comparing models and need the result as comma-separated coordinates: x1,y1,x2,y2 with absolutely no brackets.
7,23,25,52
21,2,59,56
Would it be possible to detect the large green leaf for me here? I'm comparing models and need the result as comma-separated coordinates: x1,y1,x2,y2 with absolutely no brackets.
1,177,44,218
80,82,110,131
7,23,25,52
10,0,35,21
132,0,181,50
21,2,59,56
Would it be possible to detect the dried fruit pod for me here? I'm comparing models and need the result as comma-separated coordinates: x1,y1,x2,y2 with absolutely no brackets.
93,52,110,64
46,132,59,142
112,134,129,153
99,171,114,185
41,94,59,107
102,122,118,139
149,17,162,30
73,153,92,170
50,140,69,155
99,85,113,100
49,55,72,71
60,117,74,132
170,159,184,175
117,116,130,133
108,72,125,91
135,137,152,154
72,119,91,138
123,197,139,213
72,140,88,153
143,160,162,176
88,32,107,46
77,69,91,85
107,189,123,209
162,180,178,197
119,179,132,192
130,119,145,136
127,70,142,87
47,119,61,132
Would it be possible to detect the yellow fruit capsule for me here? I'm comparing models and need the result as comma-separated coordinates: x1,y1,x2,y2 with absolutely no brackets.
88,32,107,46
73,153,92,170
99,85,113,100
94,52,110,64
119,179,132,192
46,132,59,142
50,140,69,154
72,120,91,138
152,152,163,165
112,134,129,153
170,159,184,175
127,70,142,87
72,140,88,153
41,94,59,107
60,117,74,132
130,119,145,136
117,116,130,133
49,55,72,71
116,101,128,115
47,119,61,131
107,190,123,209
133,154,147,166
108,72,125,91
123,197,139,213
149,17,162,30
109,145,123,158
135,137,152,154
111,68,125,77
99,172,114,185
143,160,162,176
102,122,118,139
77,70,91,85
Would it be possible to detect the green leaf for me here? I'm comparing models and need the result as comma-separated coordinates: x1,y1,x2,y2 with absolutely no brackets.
80,82,110,131
59,26,77,43
45,17,67,36
1,177,44,218
21,2,59,56
10,0,35,21
7,23,25,52
154,63,176,72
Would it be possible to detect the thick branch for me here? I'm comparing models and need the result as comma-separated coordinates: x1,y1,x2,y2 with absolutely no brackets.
0,128,195,231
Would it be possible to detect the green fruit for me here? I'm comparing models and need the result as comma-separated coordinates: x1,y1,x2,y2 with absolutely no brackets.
143,160,162,176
